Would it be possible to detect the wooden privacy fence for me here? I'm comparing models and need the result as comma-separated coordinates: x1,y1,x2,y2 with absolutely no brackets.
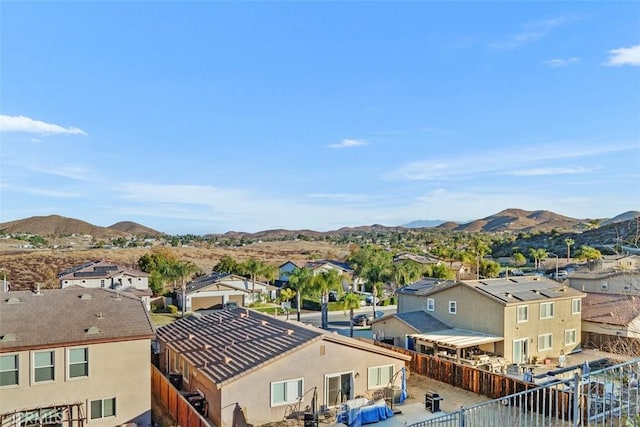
151,365,213,427
374,341,539,399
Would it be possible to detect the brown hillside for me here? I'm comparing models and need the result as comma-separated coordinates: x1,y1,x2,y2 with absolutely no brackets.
454,209,582,232
0,215,124,239
108,221,164,236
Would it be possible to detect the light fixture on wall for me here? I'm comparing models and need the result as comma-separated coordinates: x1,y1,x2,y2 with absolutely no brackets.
355,372,360,378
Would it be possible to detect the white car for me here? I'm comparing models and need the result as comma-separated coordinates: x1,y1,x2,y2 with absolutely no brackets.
365,295,380,305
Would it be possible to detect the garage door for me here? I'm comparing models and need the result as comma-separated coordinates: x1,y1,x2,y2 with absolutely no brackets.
191,296,223,311
229,294,244,307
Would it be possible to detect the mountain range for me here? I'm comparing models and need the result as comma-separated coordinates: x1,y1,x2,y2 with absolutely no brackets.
0,209,638,239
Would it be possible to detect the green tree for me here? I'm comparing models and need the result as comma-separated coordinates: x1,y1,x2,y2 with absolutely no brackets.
242,258,269,296
174,260,200,318
212,255,241,274
342,293,362,338
564,238,575,262
479,259,501,278
575,245,602,261
425,263,455,280
511,252,526,267
287,267,313,321
311,269,344,329
391,261,421,292
529,248,548,271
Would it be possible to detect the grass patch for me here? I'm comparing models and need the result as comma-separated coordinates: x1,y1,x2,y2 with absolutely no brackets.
150,313,180,327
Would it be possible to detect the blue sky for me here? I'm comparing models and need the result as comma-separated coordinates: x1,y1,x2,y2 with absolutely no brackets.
1,2,639,235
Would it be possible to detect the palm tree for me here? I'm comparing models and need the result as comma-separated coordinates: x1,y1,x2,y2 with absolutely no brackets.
564,238,575,262
311,269,344,329
243,258,268,300
529,248,548,271
342,293,362,338
391,261,421,293
287,267,313,321
174,260,200,318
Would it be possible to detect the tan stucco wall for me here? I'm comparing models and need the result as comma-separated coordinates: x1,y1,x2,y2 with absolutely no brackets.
397,294,427,313
170,339,408,427
568,273,640,295
372,317,418,347
0,339,151,426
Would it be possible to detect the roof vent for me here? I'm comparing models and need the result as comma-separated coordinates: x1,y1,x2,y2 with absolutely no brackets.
6,297,22,304
80,294,93,300
286,329,294,336
96,312,104,319
261,320,268,326
240,312,247,318
223,356,233,364
505,293,512,298
1,333,17,342
188,333,196,340
203,344,211,350
86,326,102,334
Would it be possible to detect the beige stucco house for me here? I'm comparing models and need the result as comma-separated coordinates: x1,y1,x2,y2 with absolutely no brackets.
0,288,155,426
568,271,640,295
396,277,585,364
155,308,411,427
178,272,277,311
58,260,149,290
581,293,640,349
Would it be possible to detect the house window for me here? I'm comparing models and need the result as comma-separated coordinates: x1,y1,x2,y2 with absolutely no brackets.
271,378,303,407
368,365,393,389
540,302,554,319
100,279,105,288
571,299,581,314
90,397,116,419
538,333,553,351
448,301,457,314
68,348,88,378
0,354,19,386
565,329,577,345
601,282,608,290
34,351,55,382
426,298,435,311
517,305,529,323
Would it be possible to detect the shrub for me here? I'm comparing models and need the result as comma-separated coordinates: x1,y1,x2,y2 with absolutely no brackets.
167,304,178,315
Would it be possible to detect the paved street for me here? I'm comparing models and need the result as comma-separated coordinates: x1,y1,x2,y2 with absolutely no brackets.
294,305,397,338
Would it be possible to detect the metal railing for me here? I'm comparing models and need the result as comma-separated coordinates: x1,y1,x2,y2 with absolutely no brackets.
409,358,640,427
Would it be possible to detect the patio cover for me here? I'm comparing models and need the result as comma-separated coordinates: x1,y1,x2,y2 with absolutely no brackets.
411,328,503,349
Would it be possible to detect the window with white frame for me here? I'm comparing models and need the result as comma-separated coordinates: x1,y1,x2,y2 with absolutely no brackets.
368,365,393,389
426,298,435,311
448,301,457,314
540,302,554,319
538,333,553,351
565,329,577,345
0,354,19,387
90,397,116,419
517,305,529,323
271,378,303,407
68,348,88,378
34,351,55,382
601,282,608,290
571,299,581,314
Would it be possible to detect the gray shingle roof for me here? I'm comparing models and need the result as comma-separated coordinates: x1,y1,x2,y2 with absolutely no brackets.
397,279,456,296
57,260,149,280
0,288,154,351
390,311,451,333
462,277,585,304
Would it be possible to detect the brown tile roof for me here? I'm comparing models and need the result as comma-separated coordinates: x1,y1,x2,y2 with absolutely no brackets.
156,308,409,387
0,288,155,352
582,293,640,326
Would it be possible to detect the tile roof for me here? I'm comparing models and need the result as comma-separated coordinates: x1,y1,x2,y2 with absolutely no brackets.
304,259,353,273
156,308,409,387
461,277,585,304
0,288,154,352
374,310,450,334
57,260,149,280
582,293,640,326
397,279,456,296
184,273,275,295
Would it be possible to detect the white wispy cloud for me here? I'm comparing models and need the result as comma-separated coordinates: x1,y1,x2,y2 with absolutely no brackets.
490,17,570,50
385,142,637,181
604,44,640,67
0,114,87,136
503,166,596,176
327,138,369,149
545,57,580,68
28,165,93,181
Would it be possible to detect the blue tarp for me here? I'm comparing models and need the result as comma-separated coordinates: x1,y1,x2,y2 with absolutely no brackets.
337,400,394,426
400,367,408,403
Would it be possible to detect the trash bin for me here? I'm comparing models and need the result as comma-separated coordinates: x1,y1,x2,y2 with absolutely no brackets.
385,386,403,404
303,412,318,427
425,391,442,413
169,373,182,390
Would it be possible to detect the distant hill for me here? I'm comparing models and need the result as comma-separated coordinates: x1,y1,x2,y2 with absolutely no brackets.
0,215,124,238
108,221,164,237
602,211,640,226
402,219,446,228
438,208,582,232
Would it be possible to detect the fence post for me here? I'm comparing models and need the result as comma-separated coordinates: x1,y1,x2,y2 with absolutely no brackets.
458,406,465,427
572,372,580,427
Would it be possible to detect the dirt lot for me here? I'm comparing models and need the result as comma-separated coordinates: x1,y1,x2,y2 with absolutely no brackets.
0,240,350,291
404,372,491,412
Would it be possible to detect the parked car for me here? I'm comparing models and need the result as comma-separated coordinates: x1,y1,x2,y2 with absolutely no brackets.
552,270,568,280
328,291,339,302
351,311,384,326
365,295,380,306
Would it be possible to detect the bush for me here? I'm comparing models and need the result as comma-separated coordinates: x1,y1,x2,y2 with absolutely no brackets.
167,304,178,315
